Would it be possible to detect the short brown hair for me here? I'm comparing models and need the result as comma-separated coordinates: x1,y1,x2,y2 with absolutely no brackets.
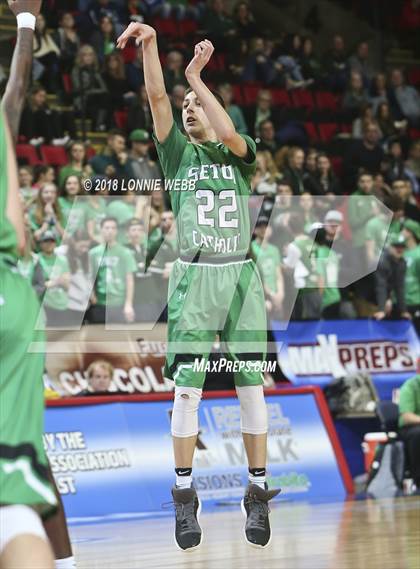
184,87,225,109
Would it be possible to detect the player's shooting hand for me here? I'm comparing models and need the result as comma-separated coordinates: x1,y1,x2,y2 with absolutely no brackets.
116,23,156,49
7,0,42,16
185,40,214,78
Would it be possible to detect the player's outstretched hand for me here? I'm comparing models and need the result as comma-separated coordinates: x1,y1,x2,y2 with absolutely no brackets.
116,22,156,49
185,40,214,78
7,0,42,16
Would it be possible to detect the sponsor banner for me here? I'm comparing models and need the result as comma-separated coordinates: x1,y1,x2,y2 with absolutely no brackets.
273,319,419,398
45,390,348,520
45,324,171,396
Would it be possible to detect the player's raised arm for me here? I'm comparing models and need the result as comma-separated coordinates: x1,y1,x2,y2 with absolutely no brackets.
117,23,173,143
185,40,248,158
1,0,41,145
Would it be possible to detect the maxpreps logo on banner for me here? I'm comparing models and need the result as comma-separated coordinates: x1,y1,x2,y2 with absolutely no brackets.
286,334,415,378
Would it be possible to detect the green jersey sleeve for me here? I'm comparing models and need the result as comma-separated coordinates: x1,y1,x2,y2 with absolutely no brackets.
399,378,417,415
227,134,256,182
153,121,188,179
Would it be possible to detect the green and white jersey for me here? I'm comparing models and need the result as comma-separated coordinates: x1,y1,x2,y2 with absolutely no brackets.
404,245,420,307
154,122,256,259
316,244,340,308
89,243,136,306
59,196,86,236
0,110,18,262
251,240,280,294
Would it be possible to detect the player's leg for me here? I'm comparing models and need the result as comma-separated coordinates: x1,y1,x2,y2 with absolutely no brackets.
165,261,215,550
0,506,54,569
222,261,280,548
43,464,76,569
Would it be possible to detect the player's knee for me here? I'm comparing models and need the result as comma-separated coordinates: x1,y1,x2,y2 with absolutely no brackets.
171,386,203,438
236,385,268,435
0,505,49,555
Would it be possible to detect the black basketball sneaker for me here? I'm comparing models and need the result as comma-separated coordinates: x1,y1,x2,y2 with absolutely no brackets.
241,483,280,548
171,486,202,551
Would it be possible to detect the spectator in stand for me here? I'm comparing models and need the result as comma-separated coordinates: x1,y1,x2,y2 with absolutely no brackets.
313,225,342,320
126,218,157,322
20,86,70,145
128,129,162,180
323,34,348,92
299,37,322,85
163,51,188,93
402,219,420,332
58,141,93,188
200,0,235,51
30,183,65,246
302,148,318,190
218,82,247,134
304,152,341,196
406,140,420,195
398,370,420,494
246,89,280,138
17,223,46,300
270,179,295,250
271,36,311,89
251,217,284,318
103,52,136,111
369,72,390,113
33,165,55,190
38,230,71,327
18,166,36,207
90,129,134,180
90,15,117,65
65,230,93,326
59,175,87,237
53,12,80,74
72,45,109,131
372,172,392,201
85,184,109,243
348,40,375,86
252,151,278,195
170,84,186,130
344,122,384,189
299,192,317,233
374,234,409,320
256,120,278,154
283,147,305,195
232,1,257,40
283,213,322,320
389,68,420,127
376,102,398,141
33,13,61,92
242,37,275,84
342,70,370,118
89,216,136,323
392,178,420,222
126,46,144,93
386,139,414,184
89,0,122,33
127,84,153,133
82,360,115,395
227,37,248,81
352,103,376,139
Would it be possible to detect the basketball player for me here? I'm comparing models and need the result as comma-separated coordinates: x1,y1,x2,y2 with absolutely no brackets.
117,24,280,550
1,2,76,567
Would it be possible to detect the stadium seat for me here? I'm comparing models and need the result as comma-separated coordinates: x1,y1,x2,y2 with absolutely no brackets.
153,18,178,38
114,110,128,131
291,89,314,110
271,88,291,107
232,84,244,105
304,122,319,142
315,91,339,112
85,146,96,160
122,46,137,64
40,145,68,166
330,156,343,177
407,68,420,87
242,83,262,105
16,144,41,165
318,123,339,142
179,19,198,37
62,73,72,94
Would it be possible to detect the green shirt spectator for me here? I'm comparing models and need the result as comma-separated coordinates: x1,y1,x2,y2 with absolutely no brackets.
38,232,70,311
316,244,341,309
348,176,376,248
402,219,420,310
399,374,420,428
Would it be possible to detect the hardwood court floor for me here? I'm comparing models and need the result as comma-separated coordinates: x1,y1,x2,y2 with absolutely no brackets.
71,496,420,569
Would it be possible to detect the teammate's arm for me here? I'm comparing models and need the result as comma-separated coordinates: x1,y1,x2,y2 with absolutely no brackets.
117,23,173,142
1,1,41,145
185,40,248,159
4,115,25,253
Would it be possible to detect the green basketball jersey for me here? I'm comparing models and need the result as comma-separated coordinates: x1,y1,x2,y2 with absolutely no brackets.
154,122,256,258
0,110,18,261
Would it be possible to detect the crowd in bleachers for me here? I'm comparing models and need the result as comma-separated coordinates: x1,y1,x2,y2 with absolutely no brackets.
3,0,420,330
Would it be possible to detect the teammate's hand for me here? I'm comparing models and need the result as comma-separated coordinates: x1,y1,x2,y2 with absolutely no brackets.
185,40,214,78
7,0,42,16
116,23,156,49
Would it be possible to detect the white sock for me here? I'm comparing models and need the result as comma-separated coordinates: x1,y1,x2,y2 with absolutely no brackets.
176,474,193,489
55,556,76,568
249,472,266,489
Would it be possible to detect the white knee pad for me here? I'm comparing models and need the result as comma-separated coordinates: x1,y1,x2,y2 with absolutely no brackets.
171,386,203,438
0,505,47,554
236,385,268,435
